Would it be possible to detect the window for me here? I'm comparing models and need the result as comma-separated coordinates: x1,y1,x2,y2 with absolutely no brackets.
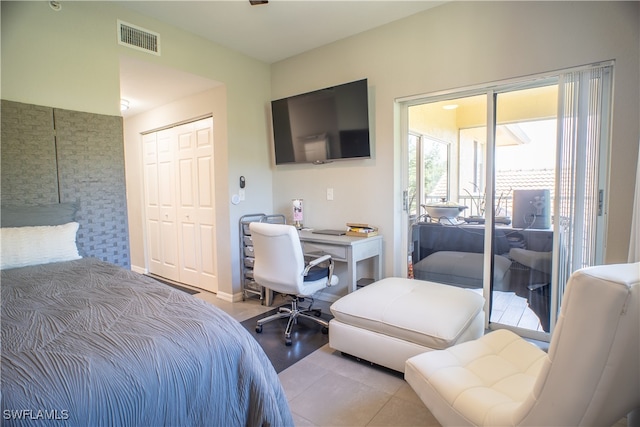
407,133,450,217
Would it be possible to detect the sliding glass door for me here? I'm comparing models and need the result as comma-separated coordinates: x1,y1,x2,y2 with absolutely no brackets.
403,63,612,340
492,86,558,334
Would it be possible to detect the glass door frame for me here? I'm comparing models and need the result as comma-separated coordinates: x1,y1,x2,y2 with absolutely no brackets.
398,70,600,342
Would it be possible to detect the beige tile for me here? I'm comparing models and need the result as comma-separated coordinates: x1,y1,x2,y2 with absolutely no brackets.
304,345,405,395
367,395,440,427
291,412,318,427
278,357,330,401
393,381,426,407
195,293,271,322
288,371,392,426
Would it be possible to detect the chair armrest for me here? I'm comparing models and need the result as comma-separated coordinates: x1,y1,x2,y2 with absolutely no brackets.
308,254,331,267
303,253,336,286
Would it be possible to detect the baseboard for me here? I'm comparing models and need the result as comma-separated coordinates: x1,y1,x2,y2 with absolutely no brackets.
217,291,245,303
131,264,147,274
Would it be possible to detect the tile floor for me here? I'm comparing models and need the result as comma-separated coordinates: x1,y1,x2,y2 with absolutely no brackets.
279,344,439,426
195,291,273,321
195,291,628,427
196,292,439,426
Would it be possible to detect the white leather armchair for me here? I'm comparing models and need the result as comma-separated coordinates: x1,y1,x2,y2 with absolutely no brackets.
405,262,640,426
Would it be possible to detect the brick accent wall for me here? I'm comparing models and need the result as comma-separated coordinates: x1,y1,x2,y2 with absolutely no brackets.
1,100,131,268
1,100,59,204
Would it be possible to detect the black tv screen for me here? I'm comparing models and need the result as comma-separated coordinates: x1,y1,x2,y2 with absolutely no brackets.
271,79,371,165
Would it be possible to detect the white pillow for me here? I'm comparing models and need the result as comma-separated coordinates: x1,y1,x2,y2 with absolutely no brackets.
0,222,81,270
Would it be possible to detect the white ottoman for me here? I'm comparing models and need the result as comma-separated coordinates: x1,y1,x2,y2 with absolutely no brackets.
329,277,485,372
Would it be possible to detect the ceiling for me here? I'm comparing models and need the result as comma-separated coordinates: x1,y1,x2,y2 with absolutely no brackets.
116,0,445,117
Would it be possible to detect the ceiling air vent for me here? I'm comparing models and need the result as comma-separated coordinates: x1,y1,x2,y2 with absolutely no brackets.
117,20,160,56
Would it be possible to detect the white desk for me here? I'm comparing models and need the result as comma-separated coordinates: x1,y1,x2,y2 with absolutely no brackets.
262,230,383,306
298,230,383,294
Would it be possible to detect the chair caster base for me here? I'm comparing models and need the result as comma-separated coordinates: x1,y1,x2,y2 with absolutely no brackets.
285,338,292,346
256,325,263,333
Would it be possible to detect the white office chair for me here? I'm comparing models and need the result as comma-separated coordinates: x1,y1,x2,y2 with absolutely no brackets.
250,222,338,346
405,262,640,426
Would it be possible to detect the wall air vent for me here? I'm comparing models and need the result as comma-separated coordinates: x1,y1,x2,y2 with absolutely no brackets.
117,20,160,56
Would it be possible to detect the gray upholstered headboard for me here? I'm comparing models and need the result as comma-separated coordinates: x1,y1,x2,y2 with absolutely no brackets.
1,203,78,227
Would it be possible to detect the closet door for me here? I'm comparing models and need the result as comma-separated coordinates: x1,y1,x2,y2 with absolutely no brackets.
175,118,217,292
143,117,217,292
143,130,180,282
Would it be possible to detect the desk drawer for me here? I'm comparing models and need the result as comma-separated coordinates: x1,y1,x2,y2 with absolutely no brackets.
303,242,347,261
354,239,381,260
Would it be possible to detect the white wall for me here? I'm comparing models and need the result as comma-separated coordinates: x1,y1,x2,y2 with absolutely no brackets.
271,1,640,273
1,1,274,299
1,2,121,115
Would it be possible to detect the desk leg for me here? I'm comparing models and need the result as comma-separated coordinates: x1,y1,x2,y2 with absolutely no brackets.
348,255,357,293
365,240,383,285
373,254,381,281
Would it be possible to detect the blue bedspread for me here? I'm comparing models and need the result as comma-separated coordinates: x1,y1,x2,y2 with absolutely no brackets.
1,258,293,426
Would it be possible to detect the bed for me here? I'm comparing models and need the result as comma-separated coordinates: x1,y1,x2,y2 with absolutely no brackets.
1,208,293,426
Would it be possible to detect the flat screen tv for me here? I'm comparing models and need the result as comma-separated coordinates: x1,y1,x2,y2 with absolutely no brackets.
271,78,371,165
